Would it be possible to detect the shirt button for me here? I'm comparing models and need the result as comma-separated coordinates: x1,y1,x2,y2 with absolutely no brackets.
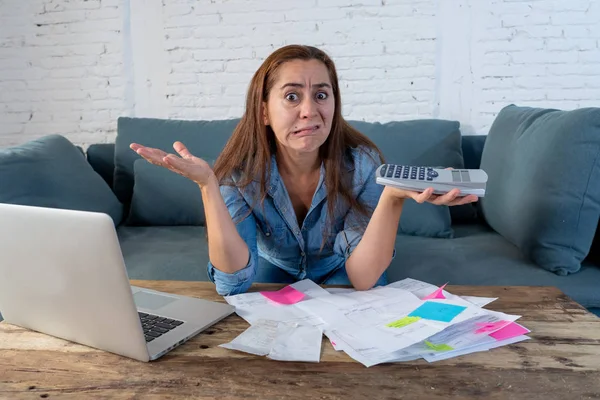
265,232,271,237
301,252,305,257
294,229,300,235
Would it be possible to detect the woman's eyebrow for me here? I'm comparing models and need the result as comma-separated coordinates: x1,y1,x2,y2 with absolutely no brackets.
280,82,332,90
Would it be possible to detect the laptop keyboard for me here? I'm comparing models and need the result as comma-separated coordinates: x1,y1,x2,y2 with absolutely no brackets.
138,312,184,342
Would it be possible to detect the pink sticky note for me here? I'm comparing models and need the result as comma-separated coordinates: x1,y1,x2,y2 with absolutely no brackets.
475,320,510,334
490,322,530,341
260,285,305,305
423,283,448,300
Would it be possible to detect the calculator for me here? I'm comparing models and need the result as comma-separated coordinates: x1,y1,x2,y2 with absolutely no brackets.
375,164,488,197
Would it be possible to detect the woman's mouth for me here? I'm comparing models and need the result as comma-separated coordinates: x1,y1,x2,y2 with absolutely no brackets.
293,125,319,136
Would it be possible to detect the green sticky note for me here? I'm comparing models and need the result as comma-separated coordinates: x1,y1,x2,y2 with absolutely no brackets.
386,316,421,328
425,341,454,352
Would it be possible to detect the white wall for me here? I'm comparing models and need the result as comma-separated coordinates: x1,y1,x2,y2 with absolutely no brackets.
0,0,598,147
0,0,126,146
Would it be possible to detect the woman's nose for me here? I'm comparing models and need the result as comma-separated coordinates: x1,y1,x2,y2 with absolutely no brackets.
300,98,318,118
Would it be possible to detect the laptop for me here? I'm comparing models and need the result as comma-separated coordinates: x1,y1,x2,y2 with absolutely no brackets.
0,203,234,362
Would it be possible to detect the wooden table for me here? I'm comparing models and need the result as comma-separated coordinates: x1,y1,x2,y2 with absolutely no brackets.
2,281,600,399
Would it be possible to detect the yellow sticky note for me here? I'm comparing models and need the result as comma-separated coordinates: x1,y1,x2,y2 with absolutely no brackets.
386,316,421,328
425,341,454,352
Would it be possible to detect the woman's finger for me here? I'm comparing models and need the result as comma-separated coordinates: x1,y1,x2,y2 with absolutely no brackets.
431,189,460,205
449,194,478,206
173,141,194,159
130,143,143,152
138,153,165,167
132,145,169,164
163,154,194,176
413,187,434,203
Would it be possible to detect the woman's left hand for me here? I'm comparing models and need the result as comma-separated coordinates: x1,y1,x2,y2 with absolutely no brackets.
382,186,478,206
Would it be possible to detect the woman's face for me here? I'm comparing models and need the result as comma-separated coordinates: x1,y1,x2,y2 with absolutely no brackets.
263,59,335,156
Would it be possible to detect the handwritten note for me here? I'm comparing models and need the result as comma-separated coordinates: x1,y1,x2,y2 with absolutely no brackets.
490,322,530,341
422,283,448,300
260,285,306,305
425,341,454,352
386,316,421,328
409,301,467,323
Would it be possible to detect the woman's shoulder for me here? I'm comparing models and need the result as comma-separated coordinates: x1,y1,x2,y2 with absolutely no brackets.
346,145,383,172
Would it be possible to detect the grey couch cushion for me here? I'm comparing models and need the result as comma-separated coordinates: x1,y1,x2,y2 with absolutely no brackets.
349,119,464,238
86,143,116,189
386,224,600,309
118,226,210,281
114,117,240,207
127,160,206,226
0,135,123,225
116,223,600,308
480,105,600,276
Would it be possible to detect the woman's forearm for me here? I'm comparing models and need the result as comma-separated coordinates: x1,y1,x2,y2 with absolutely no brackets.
200,176,250,273
345,189,405,290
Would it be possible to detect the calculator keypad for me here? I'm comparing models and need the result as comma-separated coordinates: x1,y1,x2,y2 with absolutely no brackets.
380,165,437,181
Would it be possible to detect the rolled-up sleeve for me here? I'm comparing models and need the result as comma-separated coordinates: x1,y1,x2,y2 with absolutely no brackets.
207,184,258,296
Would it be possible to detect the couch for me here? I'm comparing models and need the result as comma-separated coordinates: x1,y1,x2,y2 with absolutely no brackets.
1,104,599,321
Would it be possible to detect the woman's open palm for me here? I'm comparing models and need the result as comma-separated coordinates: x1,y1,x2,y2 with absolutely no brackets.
130,141,215,187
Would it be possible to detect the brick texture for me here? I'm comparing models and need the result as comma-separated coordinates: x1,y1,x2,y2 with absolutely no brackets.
0,0,125,147
473,0,600,133
0,0,598,147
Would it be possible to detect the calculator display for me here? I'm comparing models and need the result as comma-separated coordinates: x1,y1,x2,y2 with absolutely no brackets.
452,170,461,182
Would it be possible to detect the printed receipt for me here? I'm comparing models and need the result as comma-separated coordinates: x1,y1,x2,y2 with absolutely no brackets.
220,319,323,362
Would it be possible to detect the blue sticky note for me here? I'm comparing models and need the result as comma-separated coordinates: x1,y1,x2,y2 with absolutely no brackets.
408,301,467,323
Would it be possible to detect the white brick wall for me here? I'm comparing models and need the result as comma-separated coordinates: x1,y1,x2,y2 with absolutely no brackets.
0,0,599,147
0,0,125,147
472,0,600,133
161,0,438,121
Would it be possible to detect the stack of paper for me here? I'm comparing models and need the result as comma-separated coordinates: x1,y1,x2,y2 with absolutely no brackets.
219,278,531,367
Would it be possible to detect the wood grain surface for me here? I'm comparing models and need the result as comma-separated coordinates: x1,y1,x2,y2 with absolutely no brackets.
1,281,599,400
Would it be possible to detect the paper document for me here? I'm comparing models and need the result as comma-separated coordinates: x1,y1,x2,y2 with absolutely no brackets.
387,278,498,308
268,323,323,362
224,279,330,326
424,335,531,362
460,295,498,308
220,319,323,362
219,278,531,368
219,319,279,356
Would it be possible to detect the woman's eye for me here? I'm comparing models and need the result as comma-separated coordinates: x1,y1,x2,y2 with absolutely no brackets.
316,92,328,100
285,93,299,101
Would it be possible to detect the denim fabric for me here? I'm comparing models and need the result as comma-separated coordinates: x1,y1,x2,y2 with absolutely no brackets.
207,146,390,295
252,256,389,286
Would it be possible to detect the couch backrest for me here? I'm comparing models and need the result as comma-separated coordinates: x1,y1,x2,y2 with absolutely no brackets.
87,131,487,192
86,120,487,227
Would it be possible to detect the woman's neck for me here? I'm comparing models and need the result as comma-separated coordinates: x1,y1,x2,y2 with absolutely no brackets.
276,148,321,177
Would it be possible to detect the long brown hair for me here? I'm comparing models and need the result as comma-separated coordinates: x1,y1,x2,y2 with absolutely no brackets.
213,45,384,236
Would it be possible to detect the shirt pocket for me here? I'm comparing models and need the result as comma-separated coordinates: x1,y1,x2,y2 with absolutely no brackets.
255,218,289,254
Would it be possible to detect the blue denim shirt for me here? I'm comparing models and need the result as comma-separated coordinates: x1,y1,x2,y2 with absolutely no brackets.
207,146,386,296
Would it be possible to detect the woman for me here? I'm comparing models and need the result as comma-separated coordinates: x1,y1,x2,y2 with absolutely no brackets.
131,45,476,296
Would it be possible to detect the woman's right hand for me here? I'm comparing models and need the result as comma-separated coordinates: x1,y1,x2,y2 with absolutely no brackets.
130,141,216,187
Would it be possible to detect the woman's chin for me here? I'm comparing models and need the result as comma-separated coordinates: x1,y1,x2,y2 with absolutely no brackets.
294,141,324,154
277,134,328,155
